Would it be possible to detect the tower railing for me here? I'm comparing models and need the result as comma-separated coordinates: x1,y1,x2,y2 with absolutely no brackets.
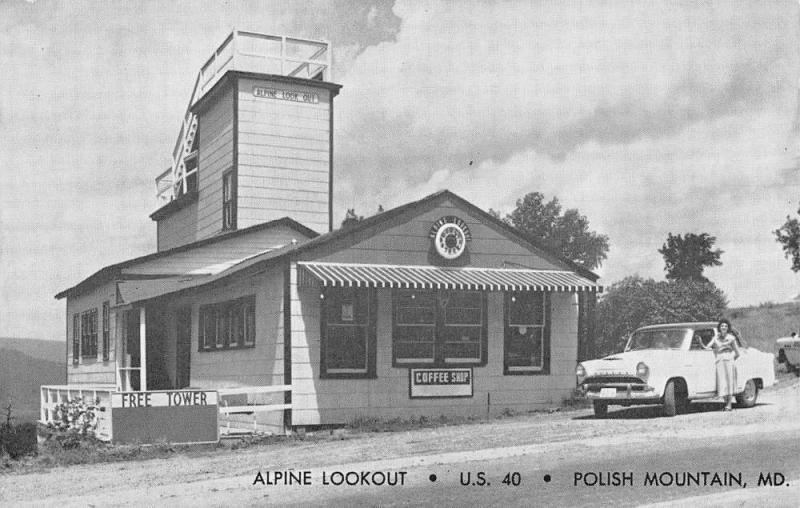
156,31,331,207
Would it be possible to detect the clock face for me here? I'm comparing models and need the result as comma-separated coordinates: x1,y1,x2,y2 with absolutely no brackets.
429,215,472,260
435,223,467,259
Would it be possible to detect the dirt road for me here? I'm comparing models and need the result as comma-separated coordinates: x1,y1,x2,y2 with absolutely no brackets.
1,377,798,506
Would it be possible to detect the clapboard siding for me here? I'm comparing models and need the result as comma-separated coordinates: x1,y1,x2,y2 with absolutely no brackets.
196,85,234,240
239,132,329,151
157,200,198,251
167,267,286,389
66,282,117,386
236,76,331,233
238,159,328,176
301,199,564,270
239,210,326,235
289,262,581,426
238,175,329,193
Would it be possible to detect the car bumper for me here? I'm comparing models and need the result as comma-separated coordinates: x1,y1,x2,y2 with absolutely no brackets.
581,382,659,402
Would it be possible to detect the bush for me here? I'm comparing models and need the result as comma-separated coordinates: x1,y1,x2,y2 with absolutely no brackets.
1,422,38,459
596,276,728,356
50,397,99,436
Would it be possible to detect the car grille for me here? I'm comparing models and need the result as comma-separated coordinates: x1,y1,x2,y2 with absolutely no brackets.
584,375,643,385
583,376,651,394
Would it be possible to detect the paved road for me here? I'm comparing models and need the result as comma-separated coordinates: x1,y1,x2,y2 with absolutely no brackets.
306,430,799,507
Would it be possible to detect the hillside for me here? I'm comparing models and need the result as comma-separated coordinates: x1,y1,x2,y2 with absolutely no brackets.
727,301,800,352
0,337,64,363
0,340,65,423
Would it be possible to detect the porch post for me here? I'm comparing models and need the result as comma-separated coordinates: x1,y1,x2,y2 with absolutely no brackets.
139,306,147,391
114,310,122,391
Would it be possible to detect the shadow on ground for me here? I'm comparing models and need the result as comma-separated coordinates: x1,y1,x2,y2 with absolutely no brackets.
571,402,771,420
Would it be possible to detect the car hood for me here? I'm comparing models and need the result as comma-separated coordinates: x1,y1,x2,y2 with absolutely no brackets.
582,350,678,377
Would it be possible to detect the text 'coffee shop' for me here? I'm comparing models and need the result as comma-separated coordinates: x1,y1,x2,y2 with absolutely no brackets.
48,31,601,439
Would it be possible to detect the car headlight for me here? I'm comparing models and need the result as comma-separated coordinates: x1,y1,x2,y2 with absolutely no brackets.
636,361,649,382
576,364,587,384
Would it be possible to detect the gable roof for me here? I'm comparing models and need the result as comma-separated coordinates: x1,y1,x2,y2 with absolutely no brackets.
289,189,601,280
54,217,317,300
58,189,601,304
184,189,600,286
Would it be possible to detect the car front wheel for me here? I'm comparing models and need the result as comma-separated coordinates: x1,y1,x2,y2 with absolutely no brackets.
593,401,608,418
663,380,684,417
735,379,759,408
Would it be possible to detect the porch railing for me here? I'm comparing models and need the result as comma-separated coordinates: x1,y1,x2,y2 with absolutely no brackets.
40,385,115,441
217,384,292,436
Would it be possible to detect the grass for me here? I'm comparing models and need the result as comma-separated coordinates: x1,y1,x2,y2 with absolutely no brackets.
727,301,800,352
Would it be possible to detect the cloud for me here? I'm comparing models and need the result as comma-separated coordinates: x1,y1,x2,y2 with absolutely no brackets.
333,0,798,204
541,56,787,161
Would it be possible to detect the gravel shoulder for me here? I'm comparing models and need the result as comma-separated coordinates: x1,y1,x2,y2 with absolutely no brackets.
2,375,798,506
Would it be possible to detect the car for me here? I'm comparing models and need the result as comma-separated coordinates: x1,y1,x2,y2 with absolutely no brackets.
776,334,800,375
576,322,776,418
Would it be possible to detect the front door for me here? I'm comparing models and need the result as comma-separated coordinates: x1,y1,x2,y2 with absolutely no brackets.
123,310,141,391
176,307,192,389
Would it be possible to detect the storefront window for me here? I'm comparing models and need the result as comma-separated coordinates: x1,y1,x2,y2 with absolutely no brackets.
321,287,376,378
504,291,549,374
393,290,486,367
394,291,436,363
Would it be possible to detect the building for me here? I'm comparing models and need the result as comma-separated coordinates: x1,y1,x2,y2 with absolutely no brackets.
53,31,601,432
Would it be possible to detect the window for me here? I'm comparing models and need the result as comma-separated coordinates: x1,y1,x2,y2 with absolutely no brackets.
199,296,255,351
102,301,110,361
320,287,376,378
80,309,98,359
504,292,549,374
243,300,256,347
393,290,487,367
72,314,80,366
222,169,236,231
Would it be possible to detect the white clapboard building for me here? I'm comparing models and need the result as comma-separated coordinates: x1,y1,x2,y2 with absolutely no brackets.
48,31,601,437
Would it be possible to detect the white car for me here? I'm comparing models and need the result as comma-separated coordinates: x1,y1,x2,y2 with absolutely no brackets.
576,322,776,418
777,335,800,375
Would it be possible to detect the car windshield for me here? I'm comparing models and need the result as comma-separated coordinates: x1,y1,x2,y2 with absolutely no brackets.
626,329,687,351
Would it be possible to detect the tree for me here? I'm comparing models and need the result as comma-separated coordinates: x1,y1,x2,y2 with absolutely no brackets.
495,192,609,269
341,208,363,229
658,233,723,282
595,276,728,355
774,207,800,272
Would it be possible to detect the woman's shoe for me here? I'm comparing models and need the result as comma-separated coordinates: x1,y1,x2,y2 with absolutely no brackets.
723,407,732,412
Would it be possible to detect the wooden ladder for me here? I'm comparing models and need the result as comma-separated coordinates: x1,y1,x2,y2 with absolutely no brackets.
172,112,198,195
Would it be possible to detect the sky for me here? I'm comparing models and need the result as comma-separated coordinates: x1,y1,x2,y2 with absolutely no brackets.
1,0,799,340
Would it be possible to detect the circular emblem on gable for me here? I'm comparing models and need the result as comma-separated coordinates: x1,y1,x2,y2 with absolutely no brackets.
429,216,472,259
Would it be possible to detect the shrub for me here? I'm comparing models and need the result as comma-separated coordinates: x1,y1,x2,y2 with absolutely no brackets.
596,276,728,356
1,421,38,459
50,397,99,436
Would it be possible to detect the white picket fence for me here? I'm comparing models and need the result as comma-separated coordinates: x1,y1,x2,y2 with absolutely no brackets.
217,384,292,436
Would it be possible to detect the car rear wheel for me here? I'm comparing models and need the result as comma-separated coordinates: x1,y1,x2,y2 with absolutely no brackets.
663,380,684,417
593,401,608,418
735,379,758,408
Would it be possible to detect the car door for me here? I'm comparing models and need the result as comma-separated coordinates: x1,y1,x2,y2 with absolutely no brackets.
687,328,717,396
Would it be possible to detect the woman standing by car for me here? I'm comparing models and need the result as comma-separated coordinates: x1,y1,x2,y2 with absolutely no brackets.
704,319,741,411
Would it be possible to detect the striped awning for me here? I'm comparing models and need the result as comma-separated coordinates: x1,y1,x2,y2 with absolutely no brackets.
297,262,601,292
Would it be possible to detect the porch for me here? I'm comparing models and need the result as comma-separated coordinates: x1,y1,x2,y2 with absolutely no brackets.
39,384,293,442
